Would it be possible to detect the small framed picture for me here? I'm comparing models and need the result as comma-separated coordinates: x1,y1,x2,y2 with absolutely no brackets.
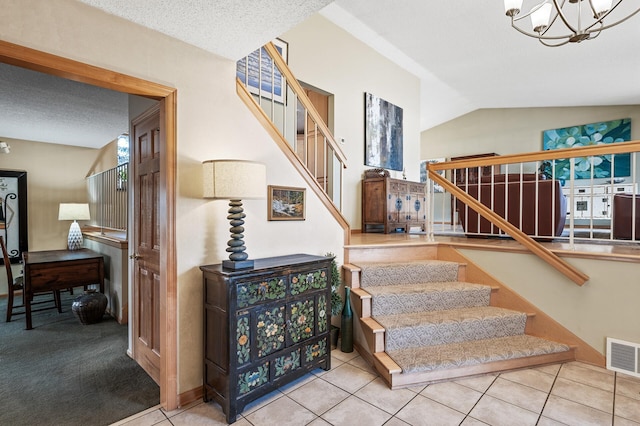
268,185,305,221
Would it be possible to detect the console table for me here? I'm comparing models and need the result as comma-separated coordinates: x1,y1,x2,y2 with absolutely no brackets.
200,254,332,423
23,248,105,330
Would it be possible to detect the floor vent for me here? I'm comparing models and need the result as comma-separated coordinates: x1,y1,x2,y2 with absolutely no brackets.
606,337,640,378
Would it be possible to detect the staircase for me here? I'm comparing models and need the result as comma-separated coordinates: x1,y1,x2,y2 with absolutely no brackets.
344,244,580,389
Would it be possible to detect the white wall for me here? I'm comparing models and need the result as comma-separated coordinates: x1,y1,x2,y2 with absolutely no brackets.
283,15,421,231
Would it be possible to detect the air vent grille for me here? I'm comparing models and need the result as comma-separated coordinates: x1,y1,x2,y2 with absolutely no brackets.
606,337,640,378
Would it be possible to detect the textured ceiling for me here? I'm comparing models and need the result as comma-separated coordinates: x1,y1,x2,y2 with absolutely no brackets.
2,0,639,149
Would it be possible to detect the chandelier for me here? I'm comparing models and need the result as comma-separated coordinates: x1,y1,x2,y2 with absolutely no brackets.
504,0,640,46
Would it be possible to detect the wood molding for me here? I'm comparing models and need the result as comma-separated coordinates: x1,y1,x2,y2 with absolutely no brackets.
0,39,179,411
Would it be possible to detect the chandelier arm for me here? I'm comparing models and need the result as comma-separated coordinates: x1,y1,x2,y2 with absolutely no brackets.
510,19,574,40
512,0,550,22
551,0,580,34
585,6,640,32
539,37,572,47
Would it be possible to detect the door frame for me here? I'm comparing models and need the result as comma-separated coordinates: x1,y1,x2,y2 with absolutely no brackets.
0,40,178,410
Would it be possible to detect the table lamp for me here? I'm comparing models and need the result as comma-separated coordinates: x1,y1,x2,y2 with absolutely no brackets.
58,203,91,250
202,159,266,270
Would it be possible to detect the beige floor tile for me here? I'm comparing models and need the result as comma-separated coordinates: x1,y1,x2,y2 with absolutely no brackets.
614,415,640,426
421,380,483,414
331,348,360,362
348,355,378,375
559,362,615,392
354,377,418,414
384,417,411,426
617,371,640,383
395,394,465,426
321,395,392,426
460,417,491,425
240,388,285,416
615,394,640,423
486,377,549,414
404,384,427,393
287,377,350,415
617,375,640,401
551,377,614,414
162,400,201,418
117,409,168,426
277,372,318,394
307,418,333,426
537,416,568,426
542,394,613,426
566,361,614,375
244,396,317,426
499,367,556,393
469,394,539,426
321,362,378,393
168,401,236,426
534,363,562,376
455,373,498,393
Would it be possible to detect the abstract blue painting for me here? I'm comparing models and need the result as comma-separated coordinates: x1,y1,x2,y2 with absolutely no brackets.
365,93,403,171
543,118,631,180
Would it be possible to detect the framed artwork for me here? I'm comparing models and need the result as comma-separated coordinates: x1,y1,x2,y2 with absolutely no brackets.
543,118,631,180
364,92,403,171
421,158,446,192
0,170,28,263
236,38,288,103
268,185,305,221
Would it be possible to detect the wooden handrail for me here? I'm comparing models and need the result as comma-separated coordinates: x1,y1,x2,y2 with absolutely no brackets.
429,140,640,171
263,42,348,167
428,170,589,286
236,79,351,245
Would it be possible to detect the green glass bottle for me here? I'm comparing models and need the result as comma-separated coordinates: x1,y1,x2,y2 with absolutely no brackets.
340,286,353,353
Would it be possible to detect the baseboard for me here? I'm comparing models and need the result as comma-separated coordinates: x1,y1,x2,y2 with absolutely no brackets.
178,386,204,408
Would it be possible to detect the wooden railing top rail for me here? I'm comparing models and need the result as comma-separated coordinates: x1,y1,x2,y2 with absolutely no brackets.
263,42,347,167
429,140,640,171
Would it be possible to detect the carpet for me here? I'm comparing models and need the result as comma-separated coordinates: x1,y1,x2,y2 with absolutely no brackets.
0,290,159,426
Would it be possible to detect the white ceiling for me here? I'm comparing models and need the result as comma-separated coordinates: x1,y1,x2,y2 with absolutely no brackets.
2,0,639,148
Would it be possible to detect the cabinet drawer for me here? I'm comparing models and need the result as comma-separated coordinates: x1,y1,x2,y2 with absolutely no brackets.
303,336,329,365
237,275,287,308
237,361,270,396
289,268,328,296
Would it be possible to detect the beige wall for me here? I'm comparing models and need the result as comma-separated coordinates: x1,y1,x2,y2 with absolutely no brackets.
1,0,417,395
460,249,640,355
421,105,640,160
283,16,421,230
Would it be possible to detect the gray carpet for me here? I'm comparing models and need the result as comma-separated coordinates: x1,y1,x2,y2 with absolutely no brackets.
0,290,159,426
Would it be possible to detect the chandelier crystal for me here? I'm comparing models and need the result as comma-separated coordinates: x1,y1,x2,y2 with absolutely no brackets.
504,0,640,46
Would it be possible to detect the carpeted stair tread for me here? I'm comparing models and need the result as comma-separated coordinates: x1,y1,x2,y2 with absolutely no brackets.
365,281,491,316
386,334,571,374
376,306,527,351
356,260,460,287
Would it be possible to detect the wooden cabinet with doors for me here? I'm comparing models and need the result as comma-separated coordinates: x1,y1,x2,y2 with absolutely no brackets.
201,254,332,424
362,172,426,233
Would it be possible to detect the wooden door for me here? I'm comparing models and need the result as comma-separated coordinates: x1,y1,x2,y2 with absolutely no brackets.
131,105,161,383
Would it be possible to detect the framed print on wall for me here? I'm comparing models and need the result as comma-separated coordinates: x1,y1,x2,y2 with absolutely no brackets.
268,185,305,221
542,118,631,180
364,92,403,171
236,38,288,103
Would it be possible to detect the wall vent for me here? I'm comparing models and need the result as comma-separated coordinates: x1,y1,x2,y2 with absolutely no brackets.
606,337,640,378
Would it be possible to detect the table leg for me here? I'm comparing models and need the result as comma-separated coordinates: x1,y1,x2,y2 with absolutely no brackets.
54,290,62,313
25,294,32,330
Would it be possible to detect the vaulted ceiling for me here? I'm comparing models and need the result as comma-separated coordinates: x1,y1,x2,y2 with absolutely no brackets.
2,0,639,148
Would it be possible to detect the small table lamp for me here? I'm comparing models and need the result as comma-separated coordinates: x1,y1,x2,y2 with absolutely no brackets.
202,160,266,270
58,203,91,250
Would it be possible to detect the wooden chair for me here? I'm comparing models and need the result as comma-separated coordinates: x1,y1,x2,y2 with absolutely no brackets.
2,236,59,322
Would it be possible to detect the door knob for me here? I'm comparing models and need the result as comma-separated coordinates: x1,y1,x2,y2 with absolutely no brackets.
129,253,142,260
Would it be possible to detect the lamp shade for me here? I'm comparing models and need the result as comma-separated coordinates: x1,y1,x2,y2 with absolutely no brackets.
58,203,91,221
202,160,266,200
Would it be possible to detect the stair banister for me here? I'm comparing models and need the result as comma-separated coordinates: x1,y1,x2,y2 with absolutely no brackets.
428,170,589,286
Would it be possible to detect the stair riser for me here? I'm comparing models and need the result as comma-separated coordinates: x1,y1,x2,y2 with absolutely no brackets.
371,288,490,317
385,314,527,351
360,261,461,287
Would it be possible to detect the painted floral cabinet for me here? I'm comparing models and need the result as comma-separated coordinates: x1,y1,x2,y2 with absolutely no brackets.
200,254,332,424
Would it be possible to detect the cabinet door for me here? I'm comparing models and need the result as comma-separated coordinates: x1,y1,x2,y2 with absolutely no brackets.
287,297,315,345
254,305,287,359
387,181,407,224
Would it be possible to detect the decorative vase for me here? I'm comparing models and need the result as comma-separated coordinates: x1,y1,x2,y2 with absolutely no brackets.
330,325,339,349
72,289,107,325
340,287,353,353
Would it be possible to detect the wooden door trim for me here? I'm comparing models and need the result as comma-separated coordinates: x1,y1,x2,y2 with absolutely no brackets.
0,40,178,410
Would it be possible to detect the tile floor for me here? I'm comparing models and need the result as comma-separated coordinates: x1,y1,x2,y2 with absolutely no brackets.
113,349,640,426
